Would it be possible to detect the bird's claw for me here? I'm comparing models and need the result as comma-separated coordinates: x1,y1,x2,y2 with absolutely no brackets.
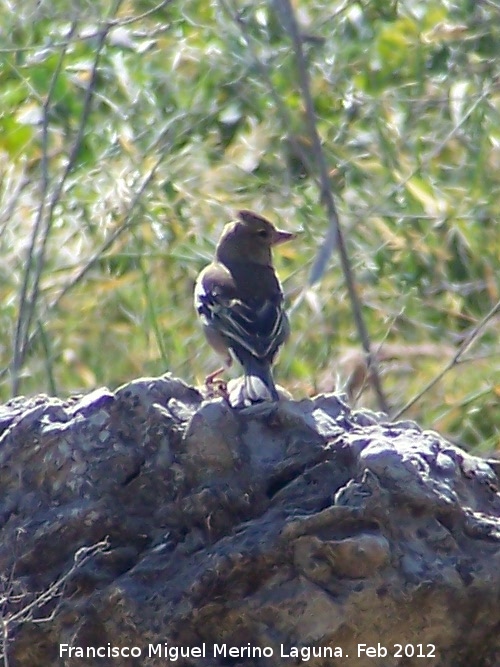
204,374,230,401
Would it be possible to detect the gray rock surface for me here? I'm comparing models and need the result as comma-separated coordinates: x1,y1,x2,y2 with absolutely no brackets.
0,375,499,666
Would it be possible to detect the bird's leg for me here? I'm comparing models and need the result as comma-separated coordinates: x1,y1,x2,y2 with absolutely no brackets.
204,367,229,400
205,366,225,386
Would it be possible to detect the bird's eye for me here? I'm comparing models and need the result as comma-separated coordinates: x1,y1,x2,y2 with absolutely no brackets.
257,229,268,238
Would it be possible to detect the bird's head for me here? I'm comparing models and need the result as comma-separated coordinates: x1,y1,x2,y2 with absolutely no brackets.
216,210,296,266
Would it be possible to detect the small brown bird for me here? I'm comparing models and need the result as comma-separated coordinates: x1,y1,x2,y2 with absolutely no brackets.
194,210,295,403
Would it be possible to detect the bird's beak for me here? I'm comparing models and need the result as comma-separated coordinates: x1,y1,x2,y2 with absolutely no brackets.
272,229,297,246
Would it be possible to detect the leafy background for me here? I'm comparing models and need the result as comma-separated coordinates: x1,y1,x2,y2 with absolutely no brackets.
0,0,499,452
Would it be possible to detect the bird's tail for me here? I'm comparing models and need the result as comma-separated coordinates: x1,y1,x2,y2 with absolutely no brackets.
242,358,280,403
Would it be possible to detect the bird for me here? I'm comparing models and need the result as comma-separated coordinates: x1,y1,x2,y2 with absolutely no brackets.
194,210,295,404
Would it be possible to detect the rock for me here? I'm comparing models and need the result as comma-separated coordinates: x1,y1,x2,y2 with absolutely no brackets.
0,375,499,666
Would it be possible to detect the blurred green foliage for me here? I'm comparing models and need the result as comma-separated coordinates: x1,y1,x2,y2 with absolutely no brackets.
0,0,498,451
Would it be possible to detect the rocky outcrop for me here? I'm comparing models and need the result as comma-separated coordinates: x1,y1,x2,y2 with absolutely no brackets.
0,375,499,666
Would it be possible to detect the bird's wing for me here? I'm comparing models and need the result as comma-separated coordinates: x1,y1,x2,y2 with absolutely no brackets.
195,264,288,361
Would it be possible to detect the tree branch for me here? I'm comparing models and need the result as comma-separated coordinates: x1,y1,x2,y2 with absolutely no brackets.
274,0,389,413
392,298,500,419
